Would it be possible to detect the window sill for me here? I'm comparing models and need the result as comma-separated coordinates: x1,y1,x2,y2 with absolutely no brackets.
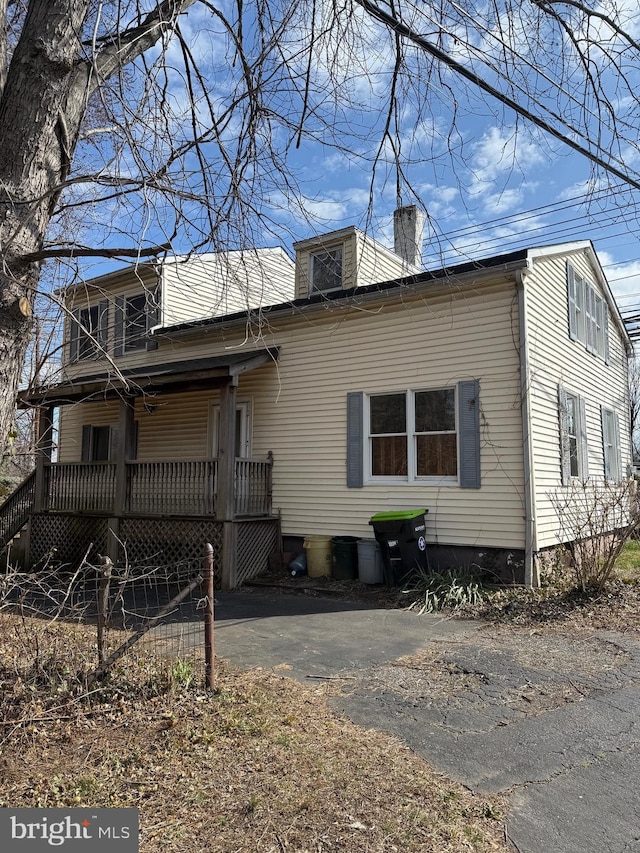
365,476,459,487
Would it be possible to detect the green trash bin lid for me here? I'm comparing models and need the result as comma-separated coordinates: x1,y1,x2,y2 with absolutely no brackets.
369,508,428,522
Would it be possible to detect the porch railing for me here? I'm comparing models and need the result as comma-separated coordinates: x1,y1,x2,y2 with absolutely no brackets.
43,456,272,518
0,469,37,550
128,459,217,516
46,462,117,513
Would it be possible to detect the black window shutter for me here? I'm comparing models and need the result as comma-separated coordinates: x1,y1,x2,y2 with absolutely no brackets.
69,310,80,363
346,391,364,488
458,380,480,489
81,425,92,462
146,286,160,351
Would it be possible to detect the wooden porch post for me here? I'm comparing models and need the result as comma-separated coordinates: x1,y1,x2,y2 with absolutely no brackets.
33,405,55,512
107,395,136,563
218,378,237,589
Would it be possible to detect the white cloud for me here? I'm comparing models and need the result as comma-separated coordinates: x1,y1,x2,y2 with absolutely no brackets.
597,251,640,303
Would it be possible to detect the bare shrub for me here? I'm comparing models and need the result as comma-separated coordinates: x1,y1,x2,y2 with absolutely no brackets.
550,478,640,592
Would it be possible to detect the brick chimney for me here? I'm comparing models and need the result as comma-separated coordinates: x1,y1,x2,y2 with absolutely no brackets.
393,205,425,268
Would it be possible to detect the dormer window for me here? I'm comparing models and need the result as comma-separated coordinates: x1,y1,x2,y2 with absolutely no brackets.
310,245,343,293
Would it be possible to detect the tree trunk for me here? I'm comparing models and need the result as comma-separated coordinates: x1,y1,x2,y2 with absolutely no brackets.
0,0,91,458
0,0,195,460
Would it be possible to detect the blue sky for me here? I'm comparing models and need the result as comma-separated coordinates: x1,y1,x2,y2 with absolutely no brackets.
62,0,640,318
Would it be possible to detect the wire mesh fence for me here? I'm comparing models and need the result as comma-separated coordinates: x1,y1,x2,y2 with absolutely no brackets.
0,546,213,694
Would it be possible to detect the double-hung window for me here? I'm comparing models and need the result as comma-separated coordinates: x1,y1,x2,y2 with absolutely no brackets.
347,381,480,489
367,388,460,481
69,301,109,361
601,407,621,481
114,289,160,356
558,386,588,484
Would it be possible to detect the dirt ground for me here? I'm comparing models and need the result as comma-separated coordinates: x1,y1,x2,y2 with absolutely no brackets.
1,571,638,852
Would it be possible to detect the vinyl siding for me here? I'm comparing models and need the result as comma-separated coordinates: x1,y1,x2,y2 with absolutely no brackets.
57,278,526,549
160,249,295,326
355,231,419,284
524,249,631,549
234,282,524,546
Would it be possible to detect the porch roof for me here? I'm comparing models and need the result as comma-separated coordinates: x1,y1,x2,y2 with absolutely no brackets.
18,348,279,408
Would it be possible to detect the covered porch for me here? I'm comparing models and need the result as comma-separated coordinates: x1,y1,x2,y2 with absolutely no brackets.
15,350,280,588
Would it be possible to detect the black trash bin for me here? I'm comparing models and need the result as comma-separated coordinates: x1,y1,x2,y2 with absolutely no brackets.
369,509,429,586
331,536,360,580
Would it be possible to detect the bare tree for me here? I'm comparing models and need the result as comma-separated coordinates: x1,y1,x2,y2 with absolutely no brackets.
1,0,640,461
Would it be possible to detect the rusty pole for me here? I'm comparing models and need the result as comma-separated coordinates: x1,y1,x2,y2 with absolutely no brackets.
203,542,215,690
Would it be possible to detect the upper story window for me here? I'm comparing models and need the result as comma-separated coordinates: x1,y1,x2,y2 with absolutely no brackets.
310,245,343,293
69,300,109,361
115,289,159,356
123,294,148,352
567,261,608,361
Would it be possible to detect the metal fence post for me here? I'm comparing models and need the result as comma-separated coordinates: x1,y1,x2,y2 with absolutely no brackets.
203,542,215,689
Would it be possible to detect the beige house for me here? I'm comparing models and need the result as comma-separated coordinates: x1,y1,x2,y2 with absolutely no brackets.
5,207,633,587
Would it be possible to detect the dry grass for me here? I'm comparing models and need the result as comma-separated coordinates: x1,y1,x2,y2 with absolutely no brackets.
459,577,640,633
0,613,508,853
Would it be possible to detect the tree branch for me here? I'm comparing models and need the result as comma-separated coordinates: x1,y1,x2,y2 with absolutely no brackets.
89,0,197,92
22,243,171,262
353,0,640,192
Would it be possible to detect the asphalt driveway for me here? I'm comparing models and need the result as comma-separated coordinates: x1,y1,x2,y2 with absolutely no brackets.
213,589,640,853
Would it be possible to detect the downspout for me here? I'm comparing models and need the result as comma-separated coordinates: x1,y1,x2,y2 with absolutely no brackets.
516,266,538,587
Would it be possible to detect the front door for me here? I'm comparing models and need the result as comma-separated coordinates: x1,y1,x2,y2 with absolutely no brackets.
208,400,251,458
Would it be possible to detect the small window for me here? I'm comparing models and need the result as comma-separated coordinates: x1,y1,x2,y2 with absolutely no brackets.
310,246,343,293
70,301,109,361
124,294,148,352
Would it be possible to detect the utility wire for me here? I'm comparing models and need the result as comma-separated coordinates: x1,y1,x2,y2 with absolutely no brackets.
354,0,640,192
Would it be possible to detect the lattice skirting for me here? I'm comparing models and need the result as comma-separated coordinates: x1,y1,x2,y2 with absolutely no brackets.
29,514,109,568
235,520,280,585
118,517,224,581
28,514,278,588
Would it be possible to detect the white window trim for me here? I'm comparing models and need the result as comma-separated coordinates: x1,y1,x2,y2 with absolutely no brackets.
364,388,459,486
559,386,588,484
208,400,252,458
